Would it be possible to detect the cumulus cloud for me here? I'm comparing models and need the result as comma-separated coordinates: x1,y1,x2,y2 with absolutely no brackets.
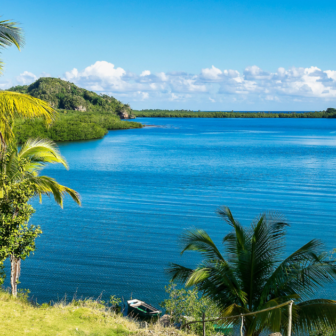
4,61,336,106
16,71,37,85
64,61,128,92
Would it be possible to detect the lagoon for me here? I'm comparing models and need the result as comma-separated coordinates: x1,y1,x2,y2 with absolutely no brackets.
6,118,336,306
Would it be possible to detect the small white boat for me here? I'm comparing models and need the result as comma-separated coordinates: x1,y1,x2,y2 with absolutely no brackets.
127,299,161,319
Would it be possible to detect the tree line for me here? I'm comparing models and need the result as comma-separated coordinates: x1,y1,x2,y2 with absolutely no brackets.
133,108,336,118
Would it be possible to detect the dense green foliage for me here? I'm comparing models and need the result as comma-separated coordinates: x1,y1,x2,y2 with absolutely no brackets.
169,206,336,336
13,111,142,143
9,77,125,115
8,78,142,142
0,179,40,262
161,282,223,335
134,108,336,118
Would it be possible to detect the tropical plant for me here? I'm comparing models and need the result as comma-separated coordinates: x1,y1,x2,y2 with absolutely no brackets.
169,206,336,336
161,281,222,335
309,326,335,336
0,179,41,296
0,18,24,74
0,18,56,146
0,138,81,296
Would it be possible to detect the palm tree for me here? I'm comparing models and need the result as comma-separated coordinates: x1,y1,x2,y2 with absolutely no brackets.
1,138,81,296
0,18,56,146
169,206,336,336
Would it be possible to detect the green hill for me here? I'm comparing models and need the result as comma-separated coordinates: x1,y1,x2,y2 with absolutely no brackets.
9,77,128,115
8,78,142,143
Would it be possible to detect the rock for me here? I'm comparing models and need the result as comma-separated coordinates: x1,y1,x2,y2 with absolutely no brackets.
74,105,87,112
269,333,282,336
120,112,129,119
159,314,172,327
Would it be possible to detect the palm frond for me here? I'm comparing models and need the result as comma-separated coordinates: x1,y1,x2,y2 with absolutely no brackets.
0,92,56,143
185,267,210,287
167,263,194,283
220,206,248,255
28,175,81,207
244,213,289,309
0,19,24,74
196,259,248,307
260,240,336,304
180,229,225,261
294,299,336,334
0,19,24,50
19,138,68,170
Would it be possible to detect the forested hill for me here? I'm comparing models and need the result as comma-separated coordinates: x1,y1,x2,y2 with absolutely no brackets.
8,78,142,143
9,77,128,115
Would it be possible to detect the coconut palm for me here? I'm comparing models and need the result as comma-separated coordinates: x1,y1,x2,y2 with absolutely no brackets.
169,206,336,336
1,138,81,296
0,18,56,146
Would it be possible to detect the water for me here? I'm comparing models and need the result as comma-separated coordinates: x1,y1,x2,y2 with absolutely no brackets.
4,118,336,306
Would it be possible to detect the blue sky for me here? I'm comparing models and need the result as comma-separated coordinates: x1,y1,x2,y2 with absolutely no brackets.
2,0,336,110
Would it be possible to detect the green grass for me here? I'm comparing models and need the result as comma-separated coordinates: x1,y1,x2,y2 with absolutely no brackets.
0,291,193,336
0,291,133,336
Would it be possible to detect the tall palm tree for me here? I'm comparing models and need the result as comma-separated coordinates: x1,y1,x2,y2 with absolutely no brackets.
169,206,336,336
0,18,56,146
1,138,81,296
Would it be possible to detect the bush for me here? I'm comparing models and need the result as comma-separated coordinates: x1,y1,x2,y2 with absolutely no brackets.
160,282,222,336
13,111,142,143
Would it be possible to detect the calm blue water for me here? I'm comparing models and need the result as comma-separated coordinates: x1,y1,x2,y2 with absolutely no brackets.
4,118,336,306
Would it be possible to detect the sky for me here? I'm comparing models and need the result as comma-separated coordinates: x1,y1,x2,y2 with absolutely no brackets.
1,0,336,110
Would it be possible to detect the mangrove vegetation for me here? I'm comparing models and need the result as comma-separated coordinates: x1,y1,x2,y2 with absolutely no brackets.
13,110,142,143
134,108,336,118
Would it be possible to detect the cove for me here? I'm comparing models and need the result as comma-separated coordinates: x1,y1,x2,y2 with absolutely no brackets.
5,118,336,306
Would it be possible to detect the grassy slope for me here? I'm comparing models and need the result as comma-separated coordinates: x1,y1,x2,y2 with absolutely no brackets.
0,291,191,336
0,292,130,336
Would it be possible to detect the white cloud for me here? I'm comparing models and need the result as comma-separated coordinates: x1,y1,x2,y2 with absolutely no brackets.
200,65,222,81
4,62,336,107
140,70,151,77
16,71,37,85
64,61,128,91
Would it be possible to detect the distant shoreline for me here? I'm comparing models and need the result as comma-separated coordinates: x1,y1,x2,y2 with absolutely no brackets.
133,109,336,119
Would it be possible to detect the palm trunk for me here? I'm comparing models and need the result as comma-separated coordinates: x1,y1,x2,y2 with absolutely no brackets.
10,254,20,297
